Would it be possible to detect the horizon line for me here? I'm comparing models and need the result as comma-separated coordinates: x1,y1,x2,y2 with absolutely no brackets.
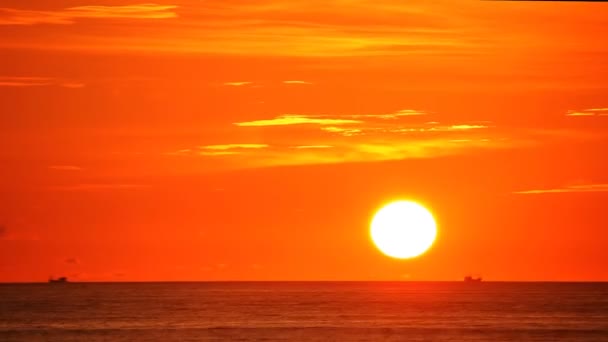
3,280,608,285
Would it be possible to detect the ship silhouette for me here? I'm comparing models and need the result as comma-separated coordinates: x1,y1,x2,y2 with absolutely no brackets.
48,276,69,283
464,275,482,283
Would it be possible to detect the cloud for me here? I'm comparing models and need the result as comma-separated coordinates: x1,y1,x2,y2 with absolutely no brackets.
292,145,333,149
250,111,482,137
321,126,363,136
348,109,427,119
514,184,608,195
49,184,147,191
235,114,362,127
0,76,84,88
235,110,429,128
66,4,178,20
60,82,86,89
0,76,52,87
185,136,504,170
224,81,253,86
566,108,608,117
388,124,489,134
235,110,428,128
283,80,313,85
225,80,315,87
171,116,588,170
199,151,241,156
199,144,268,156
2,0,604,62
176,0,473,57
172,109,501,168
48,165,83,171
189,136,497,166
0,1,477,56
165,149,193,156
447,125,488,131
0,4,178,25
202,144,268,150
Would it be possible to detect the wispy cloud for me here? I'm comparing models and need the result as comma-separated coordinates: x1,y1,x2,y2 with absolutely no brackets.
224,81,253,87
170,118,560,168
49,184,147,191
199,144,268,156
447,124,488,131
292,145,333,149
566,108,608,117
186,137,504,169
514,184,608,194
60,82,86,89
173,108,500,168
235,110,427,128
202,144,268,150
165,149,193,156
0,4,178,25
348,109,427,119
0,76,52,87
235,114,362,127
0,76,84,88
171,0,473,57
235,111,483,137
48,165,83,171
320,126,363,136
66,4,178,20
283,80,313,85
0,1,479,56
2,0,605,61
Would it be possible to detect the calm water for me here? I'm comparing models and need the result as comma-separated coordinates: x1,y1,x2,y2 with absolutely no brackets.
1,282,607,341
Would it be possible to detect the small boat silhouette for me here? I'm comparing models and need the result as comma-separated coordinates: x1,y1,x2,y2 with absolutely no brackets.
48,276,69,283
464,275,482,283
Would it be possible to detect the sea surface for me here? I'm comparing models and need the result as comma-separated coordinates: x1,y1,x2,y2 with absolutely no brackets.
1,282,607,341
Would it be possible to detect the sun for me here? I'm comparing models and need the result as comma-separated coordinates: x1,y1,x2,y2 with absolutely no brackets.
370,200,437,259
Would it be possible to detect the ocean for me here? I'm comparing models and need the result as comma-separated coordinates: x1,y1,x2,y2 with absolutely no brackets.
1,282,607,341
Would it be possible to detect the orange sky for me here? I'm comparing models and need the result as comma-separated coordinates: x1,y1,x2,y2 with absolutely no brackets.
0,0,607,282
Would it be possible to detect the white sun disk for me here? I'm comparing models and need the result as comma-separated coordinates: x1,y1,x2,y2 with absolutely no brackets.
370,201,437,259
